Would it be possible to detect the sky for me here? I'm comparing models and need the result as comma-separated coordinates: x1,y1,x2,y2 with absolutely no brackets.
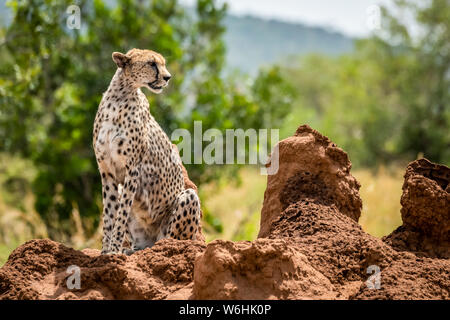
180,0,394,37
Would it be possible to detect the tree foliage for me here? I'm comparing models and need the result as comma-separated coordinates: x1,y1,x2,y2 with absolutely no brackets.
282,0,449,167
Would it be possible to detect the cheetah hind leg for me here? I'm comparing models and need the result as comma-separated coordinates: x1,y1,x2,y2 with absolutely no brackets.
161,189,201,241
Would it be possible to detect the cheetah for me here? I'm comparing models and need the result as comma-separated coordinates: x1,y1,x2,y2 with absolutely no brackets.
93,48,201,254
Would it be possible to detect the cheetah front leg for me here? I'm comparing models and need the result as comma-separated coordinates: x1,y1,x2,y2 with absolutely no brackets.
158,189,201,241
108,167,140,254
99,170,120,254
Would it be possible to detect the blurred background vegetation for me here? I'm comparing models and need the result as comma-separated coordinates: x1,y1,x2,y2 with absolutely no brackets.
0,0,448,265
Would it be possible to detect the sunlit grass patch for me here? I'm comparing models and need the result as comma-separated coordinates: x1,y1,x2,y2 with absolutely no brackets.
0,194,48,266
200,167,265,242
355,166,403,237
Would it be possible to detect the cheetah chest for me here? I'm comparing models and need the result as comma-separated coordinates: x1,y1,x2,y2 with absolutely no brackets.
95,122,128,182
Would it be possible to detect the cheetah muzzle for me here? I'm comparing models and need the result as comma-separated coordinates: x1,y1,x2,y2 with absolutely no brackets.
93,48,201,255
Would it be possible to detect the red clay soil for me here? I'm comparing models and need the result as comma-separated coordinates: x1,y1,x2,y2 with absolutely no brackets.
383,159,450,259
0,125,448,300
258,125,362,239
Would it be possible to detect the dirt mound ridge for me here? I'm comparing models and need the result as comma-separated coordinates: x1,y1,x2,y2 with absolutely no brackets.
0,239,205,299
193,239,339,299
383,159,450,259
0,125,448,300
259,125,362,239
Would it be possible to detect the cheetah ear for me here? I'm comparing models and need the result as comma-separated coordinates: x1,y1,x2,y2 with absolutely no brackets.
112,52,130,68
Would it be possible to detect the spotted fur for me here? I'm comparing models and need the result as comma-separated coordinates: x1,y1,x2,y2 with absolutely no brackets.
93,48,201,254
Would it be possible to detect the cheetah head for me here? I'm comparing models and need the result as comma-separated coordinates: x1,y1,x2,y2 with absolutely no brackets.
112,48,171,94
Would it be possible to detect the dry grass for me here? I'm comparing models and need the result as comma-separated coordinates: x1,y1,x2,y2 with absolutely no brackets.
0,193,48,266
354,166,403,237
0,154,47,265
199,167,266,242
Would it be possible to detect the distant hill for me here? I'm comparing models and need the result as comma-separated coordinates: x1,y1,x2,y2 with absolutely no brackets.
224,15,354,73
0,4,354,74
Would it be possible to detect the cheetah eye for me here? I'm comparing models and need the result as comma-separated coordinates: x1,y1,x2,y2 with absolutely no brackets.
150,61,157,68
